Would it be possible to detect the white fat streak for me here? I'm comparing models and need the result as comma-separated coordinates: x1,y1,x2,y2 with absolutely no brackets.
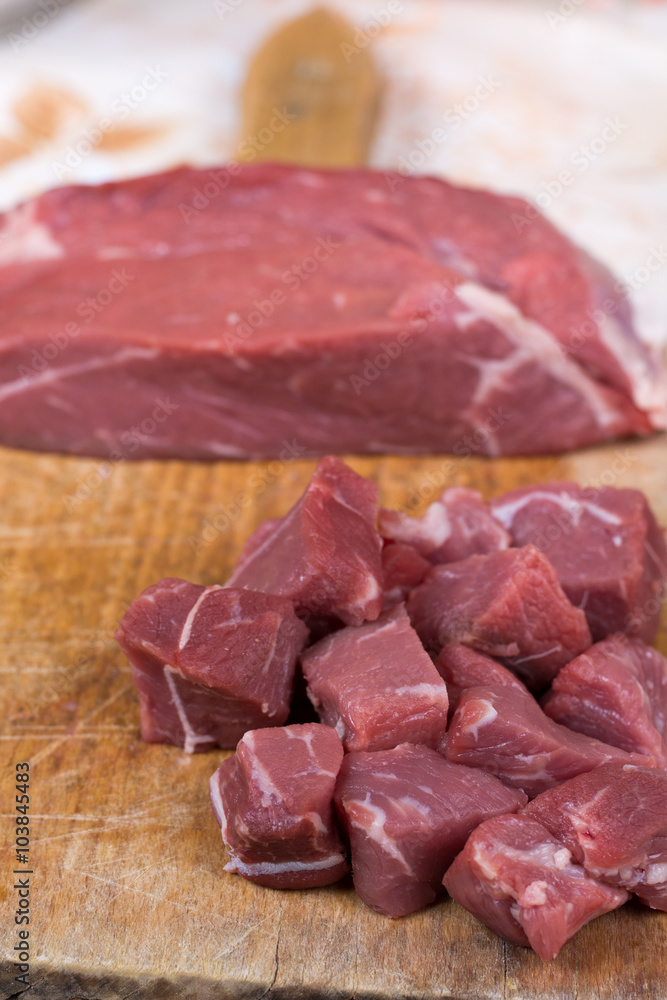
0,347,160,404
163,665,214,754
491,489,622,529
348,794,414,875
392,682,449,703
241,730,282,807
225,852,344,876
178,586,220,651
209,772,229,840
520,880,549,907
646,863,667,885
455,282,623,431
512,645,562,666
0,201,63,264
463,699,498,742
596,312,667,427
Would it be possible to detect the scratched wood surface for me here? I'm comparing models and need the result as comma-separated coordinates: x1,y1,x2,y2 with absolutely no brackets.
0,438,666,1000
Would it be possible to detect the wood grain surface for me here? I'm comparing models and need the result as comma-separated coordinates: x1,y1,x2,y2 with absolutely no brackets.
1,437,666,1000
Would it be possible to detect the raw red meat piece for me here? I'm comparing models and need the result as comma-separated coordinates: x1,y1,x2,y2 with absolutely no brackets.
407,544,592,688
115,578,308,751
209,723,349,889
435,643,529,714
445,684,655,797
381,542,431,609
525,763,667,910
228,456,383,629
334,743,526,917
1,163,665,460
443,814,629,960
490,482,667,643
301,604,449,752
543,635,667,765
378,488,510,564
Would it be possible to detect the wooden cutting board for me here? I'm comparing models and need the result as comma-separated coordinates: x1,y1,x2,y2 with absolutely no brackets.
1,11,666,999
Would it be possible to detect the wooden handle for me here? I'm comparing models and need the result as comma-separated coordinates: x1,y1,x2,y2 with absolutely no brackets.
238,7,381,168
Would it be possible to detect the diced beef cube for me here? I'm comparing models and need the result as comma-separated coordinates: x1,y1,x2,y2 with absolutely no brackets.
443,814,629,961
381,542,431,609
378,487,509,564
445,684,655,797
302,604,449,752
435,643,529,714
490,482,667,643
227,456,383,629
407,545,591,689
525,763,667,910
116,578,308,751
210,724,349,889
543,635,667,765
334,743,526,917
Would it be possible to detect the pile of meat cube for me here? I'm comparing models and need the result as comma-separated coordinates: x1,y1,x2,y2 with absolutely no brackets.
116,457,667,961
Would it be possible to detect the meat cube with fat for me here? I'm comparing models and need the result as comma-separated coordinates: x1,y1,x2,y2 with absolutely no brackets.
435,643,529,715
381,542,431,609
228,456,383,629
301,604,449,752
445,684,655,797
490,482,667,643
407,545,591,689
543,634,667,765
443,814,629,960
379,488,510,564
115,578,308,751
334,743,527,917
525,763,667,910
209,723,349,888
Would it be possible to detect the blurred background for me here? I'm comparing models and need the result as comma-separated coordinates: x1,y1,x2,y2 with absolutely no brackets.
1,0,665,346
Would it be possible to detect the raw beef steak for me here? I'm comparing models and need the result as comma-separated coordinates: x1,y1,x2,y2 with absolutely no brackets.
228,456,383,629
445,684,655,797
1,163,665,460
490,482,667,642
209,723,349,888
407,545,591,688
116,578,308,751
301,604,449,752
334,743,526,917
378,488,509,563
381,542,431,609
435,643,529,714
443,814,629,960
525,764,667,910
543,635,667,765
